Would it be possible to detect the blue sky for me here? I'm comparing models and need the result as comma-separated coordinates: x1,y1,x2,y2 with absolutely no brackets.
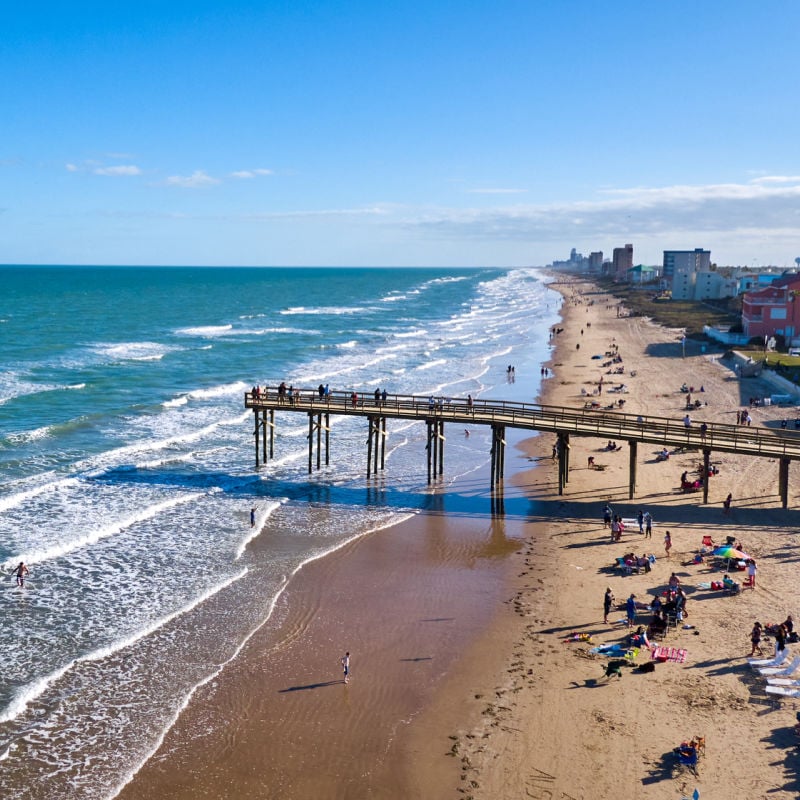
3,1,800,267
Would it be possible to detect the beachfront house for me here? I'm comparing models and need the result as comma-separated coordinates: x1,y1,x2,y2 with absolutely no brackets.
742,275,800,343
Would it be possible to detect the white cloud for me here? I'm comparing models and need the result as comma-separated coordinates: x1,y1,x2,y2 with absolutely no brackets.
65,163,79,172
230,168,274,179
401,178,800,252
165,170,220,188
93,165,142,176
750,175,800,185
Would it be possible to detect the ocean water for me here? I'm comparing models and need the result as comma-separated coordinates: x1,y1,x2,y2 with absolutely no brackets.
0,265,561,798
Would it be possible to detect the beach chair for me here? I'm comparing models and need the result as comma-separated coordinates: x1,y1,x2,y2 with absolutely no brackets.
748,645,789,668
758,654,800,677
701,535,714,548
766,675,800,687
765,685,800,698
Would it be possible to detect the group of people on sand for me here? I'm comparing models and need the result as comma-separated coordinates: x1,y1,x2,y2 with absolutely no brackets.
750,615,796,656
601,504,655,543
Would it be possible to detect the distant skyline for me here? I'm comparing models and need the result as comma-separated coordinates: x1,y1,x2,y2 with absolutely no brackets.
3,1,800,267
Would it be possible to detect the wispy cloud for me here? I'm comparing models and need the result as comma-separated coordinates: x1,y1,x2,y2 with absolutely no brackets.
466,188,528,195
230,168,273,179
401,177,800,249
165,170,220,188
750,175,800,185
65,163,80,172
94,165,142,176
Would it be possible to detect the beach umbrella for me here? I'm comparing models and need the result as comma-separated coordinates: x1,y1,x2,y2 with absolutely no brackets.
711,545,749,571
711,546,749,560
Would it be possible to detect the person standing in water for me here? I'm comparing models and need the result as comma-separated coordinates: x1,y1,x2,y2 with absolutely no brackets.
14,562,29,588
250,506,257,527
341,651,351,684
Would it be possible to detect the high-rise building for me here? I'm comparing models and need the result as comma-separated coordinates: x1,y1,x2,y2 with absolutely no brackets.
612,244,633,280
588,251,603,272
662,248,711,280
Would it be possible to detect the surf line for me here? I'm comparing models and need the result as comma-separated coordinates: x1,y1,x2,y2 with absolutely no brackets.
109,511,416,798
0,566,248,727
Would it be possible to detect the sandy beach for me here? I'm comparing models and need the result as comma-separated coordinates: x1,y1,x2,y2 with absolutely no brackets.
119,276,800,800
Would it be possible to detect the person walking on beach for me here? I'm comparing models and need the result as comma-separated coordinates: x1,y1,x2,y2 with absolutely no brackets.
723,493,732,515
643,511,653,538
602,503,612,529
341,651,351,684
664,530,672,559
13,561,29,588
750,622,764,657
637,509,644,534
603,588,615,624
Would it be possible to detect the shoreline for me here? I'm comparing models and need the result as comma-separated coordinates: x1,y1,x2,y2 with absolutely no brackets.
118,275,800,800
115,473,530,798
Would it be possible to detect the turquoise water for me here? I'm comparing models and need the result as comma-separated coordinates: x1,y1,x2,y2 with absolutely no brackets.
0,265,561,798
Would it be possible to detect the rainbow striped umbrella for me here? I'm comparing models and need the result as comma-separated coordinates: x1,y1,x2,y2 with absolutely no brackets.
711,545,749,560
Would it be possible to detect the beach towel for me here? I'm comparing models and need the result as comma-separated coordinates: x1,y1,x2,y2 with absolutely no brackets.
564,632,593,643
650,645,687,663
590,644,639,661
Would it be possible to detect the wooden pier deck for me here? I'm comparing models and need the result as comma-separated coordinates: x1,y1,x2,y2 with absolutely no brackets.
245,387,800,507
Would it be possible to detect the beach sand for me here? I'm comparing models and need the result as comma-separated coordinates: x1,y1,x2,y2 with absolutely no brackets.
119,277,800,800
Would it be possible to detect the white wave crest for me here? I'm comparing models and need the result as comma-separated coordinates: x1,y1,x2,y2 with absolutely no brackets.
90,342,174,362
174,325,233,337
279,306,369,316
187,381,248,401
5,425,53,445
0,566,248,726
2,492,204,569
0,476,82,514
162,396,188,408
415,358,448,371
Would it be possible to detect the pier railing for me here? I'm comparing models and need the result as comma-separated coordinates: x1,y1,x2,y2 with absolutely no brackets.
245,387,800,461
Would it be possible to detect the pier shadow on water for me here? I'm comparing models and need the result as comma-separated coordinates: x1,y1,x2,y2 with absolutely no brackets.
96,465,533,521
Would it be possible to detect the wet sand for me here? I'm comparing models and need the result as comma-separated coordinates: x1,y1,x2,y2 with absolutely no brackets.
116,472,530,799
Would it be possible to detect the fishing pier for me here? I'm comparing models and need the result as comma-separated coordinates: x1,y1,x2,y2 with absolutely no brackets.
245,388,800,507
